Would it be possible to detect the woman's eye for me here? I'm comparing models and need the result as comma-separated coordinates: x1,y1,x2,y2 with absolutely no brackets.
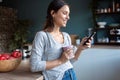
63,12,67,15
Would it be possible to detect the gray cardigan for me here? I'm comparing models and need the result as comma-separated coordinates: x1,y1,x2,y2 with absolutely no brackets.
30,31,77,80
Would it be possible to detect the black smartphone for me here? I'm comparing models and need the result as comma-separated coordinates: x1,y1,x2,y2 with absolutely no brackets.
83,31,96,45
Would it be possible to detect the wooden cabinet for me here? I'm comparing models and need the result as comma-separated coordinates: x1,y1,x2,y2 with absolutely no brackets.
92,0,120,45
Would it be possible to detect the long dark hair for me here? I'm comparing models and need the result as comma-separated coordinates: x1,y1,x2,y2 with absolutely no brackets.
43,0,68,32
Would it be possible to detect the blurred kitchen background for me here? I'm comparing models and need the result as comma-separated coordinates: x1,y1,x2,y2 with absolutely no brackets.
0,0,120,80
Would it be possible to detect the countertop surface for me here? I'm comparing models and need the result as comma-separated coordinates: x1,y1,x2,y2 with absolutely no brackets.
0,59,43,80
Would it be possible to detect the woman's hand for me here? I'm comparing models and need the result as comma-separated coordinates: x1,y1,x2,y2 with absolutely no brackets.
45,48,73,70
73,37,93,60
79,37,93,50
59,48,73,63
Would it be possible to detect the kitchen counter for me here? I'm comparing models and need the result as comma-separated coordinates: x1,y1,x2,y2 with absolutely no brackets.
0,59,43,80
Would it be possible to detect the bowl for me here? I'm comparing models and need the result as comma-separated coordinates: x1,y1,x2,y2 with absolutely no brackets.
97,22,107,28
0,57,22,72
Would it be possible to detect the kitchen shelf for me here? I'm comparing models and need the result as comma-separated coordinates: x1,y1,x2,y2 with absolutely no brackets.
92,0,120,45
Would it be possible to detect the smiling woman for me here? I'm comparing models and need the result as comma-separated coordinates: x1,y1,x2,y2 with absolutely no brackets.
30,0,92,80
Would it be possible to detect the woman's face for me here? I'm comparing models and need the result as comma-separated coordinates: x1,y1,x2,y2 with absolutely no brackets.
52,5,70,27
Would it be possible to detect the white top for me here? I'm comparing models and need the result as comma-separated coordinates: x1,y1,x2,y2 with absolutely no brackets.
30,31,77,80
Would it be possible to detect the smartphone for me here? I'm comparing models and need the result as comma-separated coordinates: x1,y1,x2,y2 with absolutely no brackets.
83,31,96,45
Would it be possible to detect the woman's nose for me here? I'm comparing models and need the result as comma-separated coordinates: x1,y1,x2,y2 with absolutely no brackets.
67,15,70,20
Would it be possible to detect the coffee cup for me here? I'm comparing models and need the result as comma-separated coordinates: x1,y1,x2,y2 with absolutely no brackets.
62,45,74,59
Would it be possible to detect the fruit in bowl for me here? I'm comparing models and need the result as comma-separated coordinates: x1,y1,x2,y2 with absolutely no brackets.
97,22,107,28
0,50,22,72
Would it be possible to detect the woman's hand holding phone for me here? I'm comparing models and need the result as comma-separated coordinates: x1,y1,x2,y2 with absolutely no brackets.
83,32,96,45
78,32,96,50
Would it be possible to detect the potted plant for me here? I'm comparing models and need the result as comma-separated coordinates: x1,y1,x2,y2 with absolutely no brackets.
9,19,32,52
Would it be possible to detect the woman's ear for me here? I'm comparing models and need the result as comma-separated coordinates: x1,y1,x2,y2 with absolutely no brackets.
51,10,55,17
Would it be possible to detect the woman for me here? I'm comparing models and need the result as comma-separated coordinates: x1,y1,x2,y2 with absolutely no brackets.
30,0,92,80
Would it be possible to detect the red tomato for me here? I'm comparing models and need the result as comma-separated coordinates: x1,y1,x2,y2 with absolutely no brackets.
1,53,10,59
0,56,7,60
11,51,22,58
